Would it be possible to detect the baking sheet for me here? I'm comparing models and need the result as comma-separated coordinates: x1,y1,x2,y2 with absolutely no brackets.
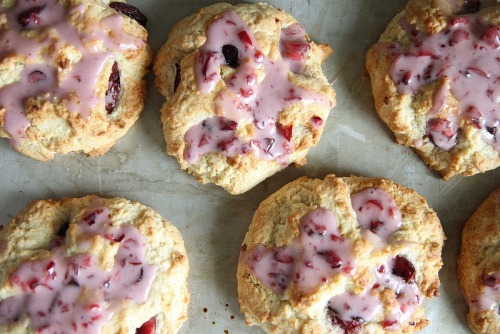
1,0,497,333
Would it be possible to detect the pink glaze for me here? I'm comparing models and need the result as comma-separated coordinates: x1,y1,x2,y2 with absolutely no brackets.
185,10,331,163
0,0,145,144
0,207,156,333
351,187,402,241
470,272,500,311
388,14,500,151
245,207,354,293
327,291,382,324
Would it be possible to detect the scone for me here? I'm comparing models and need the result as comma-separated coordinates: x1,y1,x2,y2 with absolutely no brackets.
237,174,444,333
0,195,189,334
154,3,335,194
0,0,152,160
366,0,500,179
458,188,500,334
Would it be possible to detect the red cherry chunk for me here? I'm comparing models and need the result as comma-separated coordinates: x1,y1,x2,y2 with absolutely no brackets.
277,123,292,142
428,118,456,139
482,26,500,49
17,6,45,28
449,29,470,46
319,250,342,268
283,41,311,61
136,316,156,334
392,255,416,284
105,62,121,114
238,31,253,46
484,274,500,287
110,2,147,27
328,311,363,334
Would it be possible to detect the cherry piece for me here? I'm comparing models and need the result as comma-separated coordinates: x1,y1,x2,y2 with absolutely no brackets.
219,119,238,131
428,118,456,139
238,31,253,46
482,26,500,49
28,71,46,84
17,6,45,28
392,255,416,284
484,274,500,287
319,250,342,268
105,62,121,114
277,123,292,142
273,251,294,264
328,308,363,334
283,41,310,61
449,29,470,46
110,2,147,27
222,44,239,68
136,316,156,334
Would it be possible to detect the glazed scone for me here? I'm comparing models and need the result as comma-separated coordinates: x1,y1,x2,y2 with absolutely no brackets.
154,3,335,194
366,0,500,180
458,188,500,334
0,0,152,160
0,195,189,334
237,174,444,333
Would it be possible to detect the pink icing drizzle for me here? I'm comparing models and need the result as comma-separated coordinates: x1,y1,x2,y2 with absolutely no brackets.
351,187,402,241
0,0,144,144
470,272,500,311
0,207,156,333
388,14,500,151
245,207,354,293
185,10,331,163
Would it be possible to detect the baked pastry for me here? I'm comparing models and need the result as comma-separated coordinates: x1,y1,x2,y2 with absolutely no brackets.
0,0,152,160
458,188,500,334
366,0,500,179
0,195,189,333
237,174,444,333
154,3,335,194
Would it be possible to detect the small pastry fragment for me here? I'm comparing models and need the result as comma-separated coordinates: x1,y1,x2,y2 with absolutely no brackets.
0,196,189,333
458,188,500,334
0,0,152,160
366,0,500,179
237,174,444,333
154,3,335,194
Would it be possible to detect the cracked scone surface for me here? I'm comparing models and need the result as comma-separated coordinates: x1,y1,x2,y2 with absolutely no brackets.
0,196,189,334
366,0,500,180
0,0,152,161
237,174,444,333
154,2,335,194
458,188,500,334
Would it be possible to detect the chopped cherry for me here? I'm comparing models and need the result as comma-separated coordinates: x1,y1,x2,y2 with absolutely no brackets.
105,62,121,114
450,17,470,26
402,71,412,85
382,319,398,329
136,316,156,334
17,6,45,28
283,41,310,61
273,251,294,264
110,2,147,27
217,137,237,152
392,256,416,284
428,118,456,139
173,63,181,93
319,250,342,268
449,29,470,46
219,119,238,131
482,26,500,49
484,274,500,287
328,309,363,334
28,71,46,84
222,44,239,68
238,31,253,46
310,116,323,127
277,123,292,142
370,220,383,232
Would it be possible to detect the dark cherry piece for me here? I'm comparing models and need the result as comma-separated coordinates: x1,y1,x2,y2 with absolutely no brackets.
392,255,416,284
327,307,363,334
173,63,181,93
222,44,239,68
277,123,292,142
110,2,147,27
28,71,46,84
283,41,310,61
136,316,156,334
17,6,45,28
105,62,121,114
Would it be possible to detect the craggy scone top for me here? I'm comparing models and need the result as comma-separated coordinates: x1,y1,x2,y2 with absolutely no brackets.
237,175,444,334
154,2,335,194
459,188,500,334
366,0,500,179
0,0,152,160
0,196,189,334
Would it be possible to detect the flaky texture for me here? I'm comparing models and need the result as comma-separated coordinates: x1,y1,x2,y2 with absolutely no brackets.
154,2,335,194
0,0,152,160
237,174,444,333
0,196,189,334
366,0,500,180
458,189,500,334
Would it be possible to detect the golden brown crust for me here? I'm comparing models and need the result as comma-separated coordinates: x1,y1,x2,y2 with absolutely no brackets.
0,196,189,334
153,2,335,194
458,189,500,334
365,1,500,180
237,174,444,333
0,0,152,161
